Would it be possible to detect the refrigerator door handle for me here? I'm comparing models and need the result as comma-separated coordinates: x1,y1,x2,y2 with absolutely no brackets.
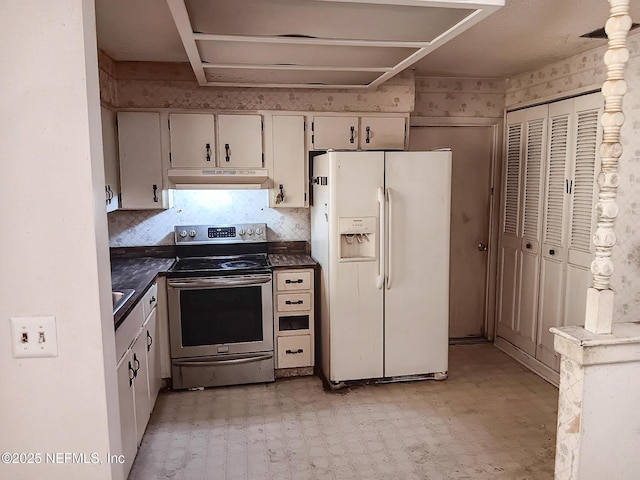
386,187,392,290
377,187,385,289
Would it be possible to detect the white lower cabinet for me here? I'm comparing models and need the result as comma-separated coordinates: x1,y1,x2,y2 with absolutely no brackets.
116,350,137,479
114,282,161,479
273,268,315,371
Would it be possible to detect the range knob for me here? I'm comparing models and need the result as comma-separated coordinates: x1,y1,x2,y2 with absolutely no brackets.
256,226,264,235
178,230,188,238
247,227,255,235
188,230,197,238
238,228,246,235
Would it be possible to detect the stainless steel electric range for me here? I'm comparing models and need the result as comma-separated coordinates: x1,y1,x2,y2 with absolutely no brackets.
167,223,274,389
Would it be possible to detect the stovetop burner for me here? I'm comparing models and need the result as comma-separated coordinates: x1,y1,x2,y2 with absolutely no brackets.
171,253,270,275
168,224,271,278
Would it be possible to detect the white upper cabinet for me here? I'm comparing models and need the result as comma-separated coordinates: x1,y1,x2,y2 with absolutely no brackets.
101,107,120,212
312,116,359,150
268,114,307,208
169,113,215,168
117,112,169,210
312,115,407,150
217,114,263,168
359,116,406,150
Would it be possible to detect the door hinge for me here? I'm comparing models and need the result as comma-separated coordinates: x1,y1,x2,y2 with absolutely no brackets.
169,152,172,164
311,121,314,132
168,119,171,129
304,122,307,132
261,120,264,131
304,192,307,201
262,153,264,167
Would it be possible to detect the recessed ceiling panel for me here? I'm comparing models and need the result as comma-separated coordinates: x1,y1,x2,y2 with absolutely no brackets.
197,41,418,69
167,0,504,88
204,68,381,87
186,0,472,43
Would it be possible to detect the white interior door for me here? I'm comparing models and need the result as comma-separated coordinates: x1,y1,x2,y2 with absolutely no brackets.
409,125,494,338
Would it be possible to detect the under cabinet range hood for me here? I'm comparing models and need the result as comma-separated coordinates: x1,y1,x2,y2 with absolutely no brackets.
166,0,504,89
167,168,269,189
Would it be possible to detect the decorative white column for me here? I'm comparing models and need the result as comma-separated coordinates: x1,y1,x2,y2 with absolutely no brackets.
584,0,632,334
552,2,640,479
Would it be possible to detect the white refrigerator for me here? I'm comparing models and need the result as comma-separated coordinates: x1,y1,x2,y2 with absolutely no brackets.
311,150,451,385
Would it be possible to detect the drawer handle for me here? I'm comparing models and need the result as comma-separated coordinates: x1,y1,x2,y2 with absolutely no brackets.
285,300,304,305
150,295,156,304
285,279,304,284
285,349,304,355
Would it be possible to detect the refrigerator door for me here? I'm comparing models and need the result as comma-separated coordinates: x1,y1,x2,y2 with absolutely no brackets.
383,151,452,377
329,151,385,383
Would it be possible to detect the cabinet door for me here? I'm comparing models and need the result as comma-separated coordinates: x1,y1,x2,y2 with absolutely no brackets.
360,117,406,150
132,333,150,446
312,116,359,150
101,107,119,212
117,112,165,209
270,115,307,208
217,114,263,168
116,351,137,479
145,309,161,409
169,113,215,168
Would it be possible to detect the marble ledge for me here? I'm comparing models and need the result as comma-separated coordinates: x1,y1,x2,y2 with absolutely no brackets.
551,322,640,366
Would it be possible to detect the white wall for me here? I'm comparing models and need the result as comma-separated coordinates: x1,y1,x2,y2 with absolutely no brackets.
0,1,120,479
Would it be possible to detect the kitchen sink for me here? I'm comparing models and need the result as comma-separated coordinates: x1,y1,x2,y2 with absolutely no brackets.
112,289,135,315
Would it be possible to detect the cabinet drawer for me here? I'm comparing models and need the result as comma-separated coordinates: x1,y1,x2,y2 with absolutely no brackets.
276,270,312,291
277,293,311,312
142,282,158,319
277,335,312,368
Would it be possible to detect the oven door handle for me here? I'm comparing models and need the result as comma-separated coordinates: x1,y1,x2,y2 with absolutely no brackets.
168,275,272,288
173,353,273,367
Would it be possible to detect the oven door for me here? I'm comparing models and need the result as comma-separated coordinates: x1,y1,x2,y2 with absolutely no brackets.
167,274,273,359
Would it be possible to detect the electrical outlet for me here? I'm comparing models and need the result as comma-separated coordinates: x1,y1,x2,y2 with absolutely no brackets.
10,316,58,358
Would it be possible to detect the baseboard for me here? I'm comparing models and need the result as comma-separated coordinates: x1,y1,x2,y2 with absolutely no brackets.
494,336,560,387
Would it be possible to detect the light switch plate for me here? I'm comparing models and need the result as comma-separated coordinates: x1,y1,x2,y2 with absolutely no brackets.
10,316,58,358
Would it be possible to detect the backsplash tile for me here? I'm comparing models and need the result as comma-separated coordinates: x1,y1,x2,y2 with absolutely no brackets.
108,190,310,247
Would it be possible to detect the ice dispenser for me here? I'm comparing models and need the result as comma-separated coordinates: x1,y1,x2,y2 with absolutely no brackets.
339,217,376,260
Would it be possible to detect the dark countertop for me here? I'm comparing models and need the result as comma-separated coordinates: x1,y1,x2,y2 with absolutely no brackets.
269,253,317,268
111,256,174,329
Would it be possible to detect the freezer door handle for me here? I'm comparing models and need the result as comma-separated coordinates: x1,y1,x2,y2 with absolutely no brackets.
377,187,385,289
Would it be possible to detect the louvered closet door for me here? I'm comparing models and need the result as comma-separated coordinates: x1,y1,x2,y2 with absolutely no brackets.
564,93,603,327
515,107,548,356
497,105,548,356
536,99,573,370
497,115,524,346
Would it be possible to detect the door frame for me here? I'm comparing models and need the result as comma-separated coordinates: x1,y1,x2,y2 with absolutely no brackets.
409,116,504,340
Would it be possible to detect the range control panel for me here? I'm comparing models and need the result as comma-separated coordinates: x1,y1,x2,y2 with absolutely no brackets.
174,223,267,244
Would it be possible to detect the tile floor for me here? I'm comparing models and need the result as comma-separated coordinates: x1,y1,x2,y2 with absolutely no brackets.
130,344,558,480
